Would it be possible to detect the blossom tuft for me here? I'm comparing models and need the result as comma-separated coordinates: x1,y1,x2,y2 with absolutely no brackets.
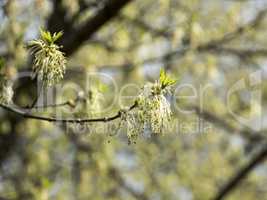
121,78,173,143
28,30,66,87
137,82,172,134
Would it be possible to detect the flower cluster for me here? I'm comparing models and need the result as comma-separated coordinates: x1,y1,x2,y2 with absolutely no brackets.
0,75,13,104
121,69,176,143
120,108,144,143
28,30,66,87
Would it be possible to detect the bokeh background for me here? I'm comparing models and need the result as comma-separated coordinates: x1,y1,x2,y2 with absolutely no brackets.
0,0,266,199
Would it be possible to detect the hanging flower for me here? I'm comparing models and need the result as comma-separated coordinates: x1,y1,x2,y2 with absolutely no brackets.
137,81,172,134
121,69,177,143
0,75,13,104
28,29,66,87
120,109,144,144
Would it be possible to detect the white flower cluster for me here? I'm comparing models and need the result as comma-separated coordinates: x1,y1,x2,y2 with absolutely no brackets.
138,82,172,133
121,69,177,143
121,81,172,143
120,109,144,143
0,75,13,104
28,30,66,87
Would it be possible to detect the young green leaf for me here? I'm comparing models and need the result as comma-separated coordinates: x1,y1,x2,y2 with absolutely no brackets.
159,68,177,88
39,28,63,44
52,31,63,43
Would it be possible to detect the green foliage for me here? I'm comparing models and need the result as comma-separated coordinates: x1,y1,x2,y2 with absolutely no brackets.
159,68,177,88
40,28,63,45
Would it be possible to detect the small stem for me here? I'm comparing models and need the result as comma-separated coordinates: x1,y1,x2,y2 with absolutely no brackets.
20,97,80,110
0,101,137,124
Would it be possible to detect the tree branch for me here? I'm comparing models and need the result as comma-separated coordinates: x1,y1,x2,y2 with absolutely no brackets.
212,144,267,200
0,102,137,123
200,46,267,58
61,0,133,56
118,13,171,38
20,96,81,110
64,132,149,200
109,167,149,200
192,106,266,143
202,8,267,48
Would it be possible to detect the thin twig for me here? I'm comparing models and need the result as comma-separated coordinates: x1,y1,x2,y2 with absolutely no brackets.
0,102,137,123
20,97,80,110
202,8,267,48
192,105,266,142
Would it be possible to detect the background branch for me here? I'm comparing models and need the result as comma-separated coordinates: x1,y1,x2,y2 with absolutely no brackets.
0,102,137,123
212,144,267,200
61,0,133,56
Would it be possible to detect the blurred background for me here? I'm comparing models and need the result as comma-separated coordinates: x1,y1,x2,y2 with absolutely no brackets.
0,0,266,199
